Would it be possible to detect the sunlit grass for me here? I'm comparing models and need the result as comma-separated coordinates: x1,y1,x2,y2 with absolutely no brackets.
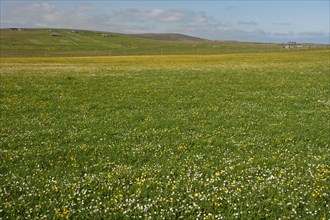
1,50,329,219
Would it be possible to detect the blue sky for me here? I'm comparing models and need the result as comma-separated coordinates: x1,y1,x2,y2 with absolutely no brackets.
1,1,329,43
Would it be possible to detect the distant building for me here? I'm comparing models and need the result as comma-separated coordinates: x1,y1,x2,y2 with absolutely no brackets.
51,33,62,37
71,30,79,33
9,28,22,31
282,41,302,49
283,45,294,49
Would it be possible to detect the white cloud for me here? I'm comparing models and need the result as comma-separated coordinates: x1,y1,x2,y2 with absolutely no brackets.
4,3,88,27
76,3,99,13
1,2,112,30
238,20,258,26
298,31,328,37
272,22,291,26
149,9,185,22
111,8,211,24
1,2,328,43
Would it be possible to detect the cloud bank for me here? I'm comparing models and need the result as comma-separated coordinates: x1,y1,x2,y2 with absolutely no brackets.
1,2,329,44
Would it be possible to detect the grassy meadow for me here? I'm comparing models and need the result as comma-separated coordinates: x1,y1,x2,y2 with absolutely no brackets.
1,28,328,57
1,50,330,219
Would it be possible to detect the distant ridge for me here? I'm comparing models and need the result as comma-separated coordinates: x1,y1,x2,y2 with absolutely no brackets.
1,28,328,57
132,33,207,42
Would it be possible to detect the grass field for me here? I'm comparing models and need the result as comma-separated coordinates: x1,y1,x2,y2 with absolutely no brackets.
1,50,329,219
1,28,328,57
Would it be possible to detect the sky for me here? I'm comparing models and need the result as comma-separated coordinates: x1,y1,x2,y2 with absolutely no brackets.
1,0,329,43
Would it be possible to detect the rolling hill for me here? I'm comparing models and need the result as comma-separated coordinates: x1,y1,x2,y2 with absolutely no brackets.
131,33,206,42
0,28,327,57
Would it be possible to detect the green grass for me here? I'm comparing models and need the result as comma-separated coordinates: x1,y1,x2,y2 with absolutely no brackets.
1,28,328,57
1,50,330,219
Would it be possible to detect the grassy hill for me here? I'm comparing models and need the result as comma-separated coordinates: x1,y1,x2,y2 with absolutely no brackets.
1,28,328,57
131,33,206,41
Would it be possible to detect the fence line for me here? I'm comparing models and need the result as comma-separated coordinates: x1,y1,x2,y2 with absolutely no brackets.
0,46,328,58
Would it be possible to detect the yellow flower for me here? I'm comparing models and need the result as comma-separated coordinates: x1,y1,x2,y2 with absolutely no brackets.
4,202,12,209
55,208,70,219
177,145,187,151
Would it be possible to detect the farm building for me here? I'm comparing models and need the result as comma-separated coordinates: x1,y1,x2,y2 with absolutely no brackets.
281,41,303,49
9,28,22,31
51,33,62,37
283,45,294,49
